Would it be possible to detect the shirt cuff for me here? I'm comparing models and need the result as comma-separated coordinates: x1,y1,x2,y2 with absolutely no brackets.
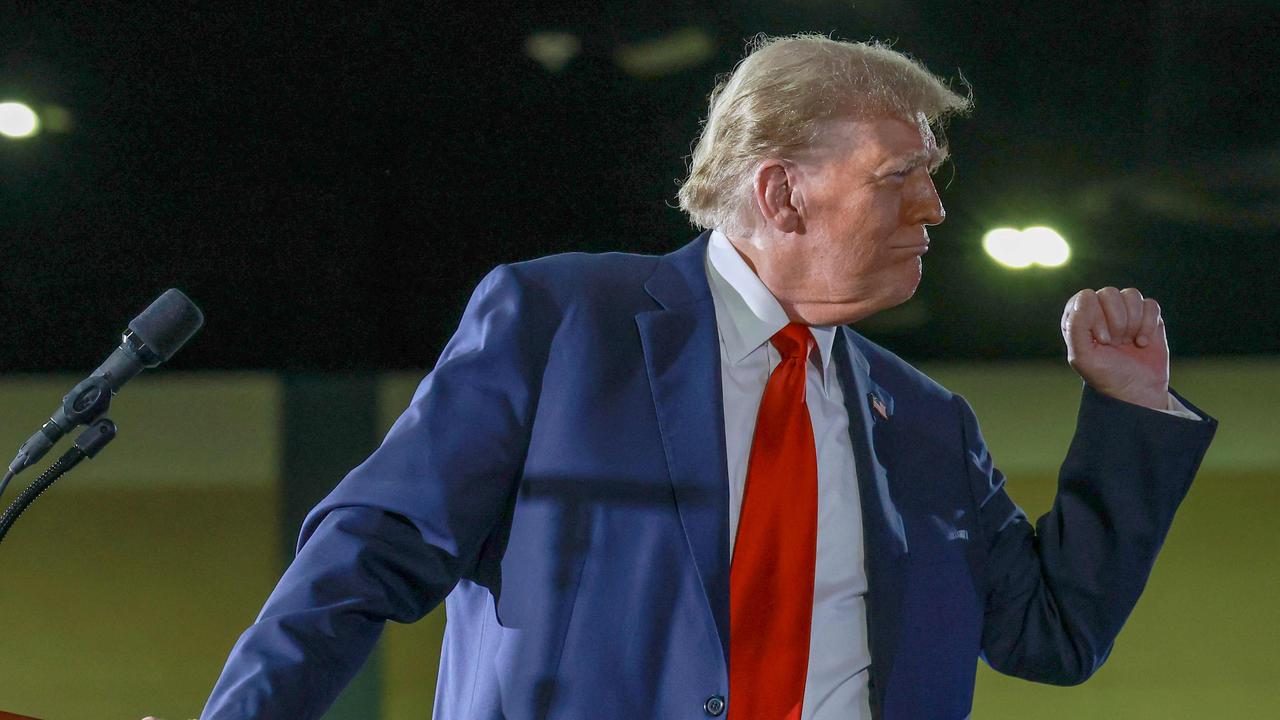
1158,392,1201,421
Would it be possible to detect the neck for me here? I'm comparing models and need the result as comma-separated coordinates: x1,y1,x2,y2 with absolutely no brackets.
727,228,885,324
723,231,877,326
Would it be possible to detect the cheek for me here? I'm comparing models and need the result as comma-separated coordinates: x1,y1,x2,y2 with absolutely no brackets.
845,238,882,268
824,205,879,259
836,222,892,269
808,193,902,276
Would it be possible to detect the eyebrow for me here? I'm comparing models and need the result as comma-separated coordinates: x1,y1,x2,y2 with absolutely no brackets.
884,146,951,174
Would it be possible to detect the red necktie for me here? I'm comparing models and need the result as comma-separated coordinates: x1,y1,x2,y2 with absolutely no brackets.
729,323,818,720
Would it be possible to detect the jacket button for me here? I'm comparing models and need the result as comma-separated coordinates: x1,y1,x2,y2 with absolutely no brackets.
704,695,725,716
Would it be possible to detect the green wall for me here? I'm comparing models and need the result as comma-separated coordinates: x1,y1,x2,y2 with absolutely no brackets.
0,359,1275,718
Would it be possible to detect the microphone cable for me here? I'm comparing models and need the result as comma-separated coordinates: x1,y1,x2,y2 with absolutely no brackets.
0,419,116,545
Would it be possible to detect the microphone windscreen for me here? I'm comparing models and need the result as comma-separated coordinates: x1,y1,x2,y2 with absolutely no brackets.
128,288,205,363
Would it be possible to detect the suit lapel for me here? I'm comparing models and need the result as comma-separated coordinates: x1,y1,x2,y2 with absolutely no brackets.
636,233,732,665
634,235,913,698
834,327,908,718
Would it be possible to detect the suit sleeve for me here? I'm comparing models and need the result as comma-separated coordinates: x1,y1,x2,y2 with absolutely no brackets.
959,383,1216,685
201,264,556,719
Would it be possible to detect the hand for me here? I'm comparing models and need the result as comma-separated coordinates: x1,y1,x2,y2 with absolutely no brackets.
1061,287,1169,410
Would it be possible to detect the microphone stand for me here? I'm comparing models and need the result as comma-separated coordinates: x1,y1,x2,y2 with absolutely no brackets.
0,288,202,548
0,419,117,545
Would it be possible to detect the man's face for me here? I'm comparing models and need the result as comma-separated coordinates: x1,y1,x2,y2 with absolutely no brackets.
742,113,948,326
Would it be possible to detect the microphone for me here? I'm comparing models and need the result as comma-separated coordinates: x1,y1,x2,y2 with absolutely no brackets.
6,289,205,477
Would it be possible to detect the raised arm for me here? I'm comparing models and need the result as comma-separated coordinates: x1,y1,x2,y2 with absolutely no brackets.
964,286,1216,683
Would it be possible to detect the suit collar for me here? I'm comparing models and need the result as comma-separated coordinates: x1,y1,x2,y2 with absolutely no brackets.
833,327,906,558
642,230,714,309
834,327,907,718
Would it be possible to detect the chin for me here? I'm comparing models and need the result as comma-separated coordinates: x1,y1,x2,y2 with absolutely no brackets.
805,267,923,326
856,277,921,324
896,259,924,302
815,295,905,326
886,262,923,301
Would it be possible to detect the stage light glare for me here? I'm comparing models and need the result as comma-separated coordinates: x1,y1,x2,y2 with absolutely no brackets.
983,226,1071,269
0,101,39,139
983,227,1035,268
1023,226,1071,267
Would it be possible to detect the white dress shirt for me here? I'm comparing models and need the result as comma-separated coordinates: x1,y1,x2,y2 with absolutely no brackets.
705,229,872,720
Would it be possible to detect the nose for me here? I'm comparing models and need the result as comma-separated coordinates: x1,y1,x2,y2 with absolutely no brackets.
907,172,945,226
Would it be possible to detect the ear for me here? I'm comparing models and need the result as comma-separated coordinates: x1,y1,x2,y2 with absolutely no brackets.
752,161,801,233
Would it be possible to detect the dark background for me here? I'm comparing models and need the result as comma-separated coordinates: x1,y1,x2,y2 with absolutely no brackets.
3,0,1277,372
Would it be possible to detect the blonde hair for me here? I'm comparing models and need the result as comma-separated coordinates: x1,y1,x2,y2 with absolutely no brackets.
677,33,972,235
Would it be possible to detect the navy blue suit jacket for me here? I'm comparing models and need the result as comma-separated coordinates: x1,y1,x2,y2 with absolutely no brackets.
203,233,1216,719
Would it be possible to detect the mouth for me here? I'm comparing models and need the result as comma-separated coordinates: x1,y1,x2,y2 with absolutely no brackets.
893,243,930,255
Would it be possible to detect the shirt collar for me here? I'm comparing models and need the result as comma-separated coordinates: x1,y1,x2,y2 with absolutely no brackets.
704,228,837,378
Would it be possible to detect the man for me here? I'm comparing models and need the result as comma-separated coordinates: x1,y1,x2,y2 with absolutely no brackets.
195,34,1215,719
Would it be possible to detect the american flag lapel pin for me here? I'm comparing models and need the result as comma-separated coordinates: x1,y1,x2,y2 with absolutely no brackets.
869,392,889,422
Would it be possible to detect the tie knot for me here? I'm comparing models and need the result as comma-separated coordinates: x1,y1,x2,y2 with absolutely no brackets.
770,323,812,361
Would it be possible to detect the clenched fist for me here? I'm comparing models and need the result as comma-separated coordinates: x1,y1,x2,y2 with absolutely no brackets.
1061,287,1170,410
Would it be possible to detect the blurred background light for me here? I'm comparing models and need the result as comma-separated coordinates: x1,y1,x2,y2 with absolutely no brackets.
525,32,581,74
613,27,716,78
40,103,74,133
983,226,1070,269
0,101,40,138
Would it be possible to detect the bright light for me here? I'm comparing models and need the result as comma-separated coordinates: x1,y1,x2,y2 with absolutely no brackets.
0,102,39,139
983,228,1035,268
983,226,1071,269
1022,226,1071,267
